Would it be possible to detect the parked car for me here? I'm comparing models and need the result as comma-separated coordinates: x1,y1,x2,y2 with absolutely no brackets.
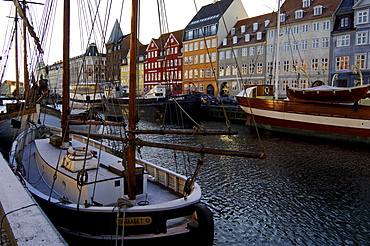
220,97,238,105
200,94,219,105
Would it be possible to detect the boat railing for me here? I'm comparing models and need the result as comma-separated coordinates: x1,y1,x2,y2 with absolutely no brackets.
11,125,189,197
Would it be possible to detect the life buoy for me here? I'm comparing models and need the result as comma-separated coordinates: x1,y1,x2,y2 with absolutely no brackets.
264,87,270,95
68,146,92,156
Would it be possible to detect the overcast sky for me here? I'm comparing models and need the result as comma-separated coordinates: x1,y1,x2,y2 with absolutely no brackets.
0,0,280,81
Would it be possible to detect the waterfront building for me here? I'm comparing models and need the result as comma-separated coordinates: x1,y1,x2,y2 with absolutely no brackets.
43,61,62,96
218,13,273,98
331,0,370,86
144,30,184,94
266,0,341,97
121,44,147,96
182,0,247,97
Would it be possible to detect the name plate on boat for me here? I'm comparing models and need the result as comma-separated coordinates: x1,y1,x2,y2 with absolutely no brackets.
117,217,152,226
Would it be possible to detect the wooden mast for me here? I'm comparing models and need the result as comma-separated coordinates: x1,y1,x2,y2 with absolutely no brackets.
127,0,138,200
22,1,29,104
14,11,20,102
61,0,70,145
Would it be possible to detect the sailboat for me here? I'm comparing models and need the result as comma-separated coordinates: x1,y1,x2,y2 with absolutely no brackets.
236,0,370,143
9,0,265,244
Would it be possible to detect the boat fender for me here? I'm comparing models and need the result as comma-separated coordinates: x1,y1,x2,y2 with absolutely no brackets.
68,146,92,156
77,169,88,186
264,87,270,95
190,203,214,245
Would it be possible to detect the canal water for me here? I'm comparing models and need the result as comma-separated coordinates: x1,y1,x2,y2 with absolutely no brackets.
114,119,370,246
8,113,370,245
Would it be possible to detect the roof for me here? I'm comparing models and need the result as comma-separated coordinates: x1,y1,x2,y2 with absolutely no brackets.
220,13,275,48
336,0,355,13
107,19,124,44
185,0,234,31
270,0,342,26
85,43,99,56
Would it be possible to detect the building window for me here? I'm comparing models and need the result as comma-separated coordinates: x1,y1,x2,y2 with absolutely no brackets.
312,39,319,49
292,42,299,51
253,22,258,32
212,52,217,62
226,66,231,75
200,41,204,49
356,54,366,69
314,6,323,15
267,45,273,53
257,63,263,74
284,43,290,52
301,40,308,50
233,36,238,44
249,64,255,74
311,59,319,71
219,66,225,76
295,10,304,19
321,58,328,70
189,70,193,79
200,54,204,63
257,32,262,40
302,24,309,32
280,13,287,22
219,51,224,60
340,17,350,28
232,65,237,75
245,34,250,42
212,38,217,47
249,47,255,56
232,81,237,91
194,42,198,50
336,56,349,70
357,10,369,24
241,25,246,33
242,64,247,74
200,69,204,78
257,46,263,54
200,83,204,92
223,38,227,45
356,32,368,45
293,26,299,34
226,50,231,59
322,38,329,48
233,49,238,57
302,0,311,8
194,55,198,64
283,61,290,72
313,23,320,31
268,30,274,38
242,47,248,56
267,62,273,74
285,27,291,35
337,35,350,47
322,21,330,30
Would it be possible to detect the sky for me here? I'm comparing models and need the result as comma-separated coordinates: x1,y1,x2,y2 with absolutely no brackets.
0,0,280,81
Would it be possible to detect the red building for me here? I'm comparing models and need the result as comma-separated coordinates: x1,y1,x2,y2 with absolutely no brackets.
144,30,184,95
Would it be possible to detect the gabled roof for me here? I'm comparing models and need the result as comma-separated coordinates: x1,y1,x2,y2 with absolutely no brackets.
185,0,234,31
107,19,124,44
354,0,370,9
147,30,183,51
270,0,342,26
165,30,184,47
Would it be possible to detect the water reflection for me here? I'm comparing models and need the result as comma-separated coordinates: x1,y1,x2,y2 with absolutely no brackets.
103,120,370,245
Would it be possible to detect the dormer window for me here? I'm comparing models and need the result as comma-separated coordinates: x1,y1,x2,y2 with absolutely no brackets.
340,16,350,28
302,0,311,8
245,34,250,42
295,10,304,19
314,6,323,16
233,36,238,44
223,38,227,45
265,20,270,27
257,32,262,40
241,25,246,33
231,28,236,35
253,22,258,32
280,13,287,22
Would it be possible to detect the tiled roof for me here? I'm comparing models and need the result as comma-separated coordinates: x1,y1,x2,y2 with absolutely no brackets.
220,12,275,48
270,0,342,26
185,0,234,31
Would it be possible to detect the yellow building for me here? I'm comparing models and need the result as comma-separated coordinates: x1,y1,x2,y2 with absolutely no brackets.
182,0,247,97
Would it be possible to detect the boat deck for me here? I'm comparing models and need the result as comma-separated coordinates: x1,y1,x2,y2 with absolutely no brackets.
21,138,180,206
